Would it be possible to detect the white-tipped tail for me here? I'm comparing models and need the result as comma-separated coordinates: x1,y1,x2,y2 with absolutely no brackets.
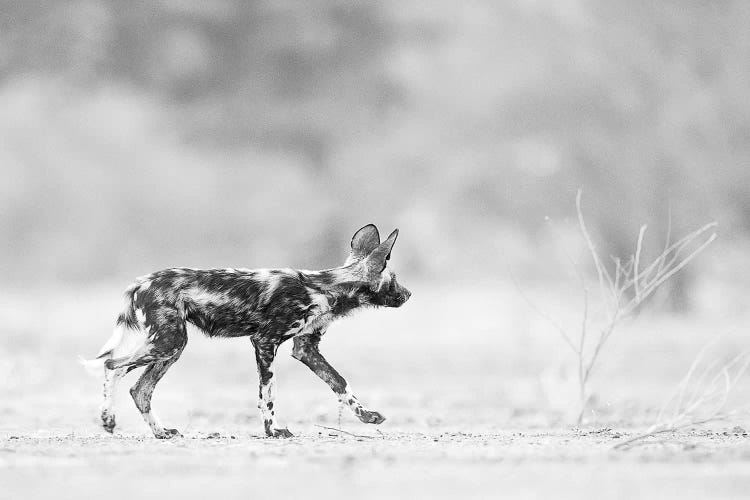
95,324,127,358
80,286,144,378
78,325,125,377
79,324,147,377
78,355,107,377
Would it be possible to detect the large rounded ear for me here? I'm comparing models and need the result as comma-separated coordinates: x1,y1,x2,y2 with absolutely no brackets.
349,224,381,261
364,229,398,273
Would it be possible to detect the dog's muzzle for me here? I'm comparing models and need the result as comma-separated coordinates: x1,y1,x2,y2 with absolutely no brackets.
393,288,411,307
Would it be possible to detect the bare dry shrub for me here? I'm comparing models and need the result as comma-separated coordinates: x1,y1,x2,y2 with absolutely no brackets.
517,190,717,424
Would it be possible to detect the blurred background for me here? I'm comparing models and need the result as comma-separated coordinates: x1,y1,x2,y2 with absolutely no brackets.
2,1,750,433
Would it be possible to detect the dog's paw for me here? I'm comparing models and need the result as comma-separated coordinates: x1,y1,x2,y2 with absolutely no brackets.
101,413,116,434
266,427,294,438
154,428,183,439
357,410,386,425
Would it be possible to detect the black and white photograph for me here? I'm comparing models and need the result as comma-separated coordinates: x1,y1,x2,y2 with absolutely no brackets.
2,1,750,498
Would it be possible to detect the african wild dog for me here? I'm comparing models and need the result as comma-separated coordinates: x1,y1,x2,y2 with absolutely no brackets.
81,224,410,438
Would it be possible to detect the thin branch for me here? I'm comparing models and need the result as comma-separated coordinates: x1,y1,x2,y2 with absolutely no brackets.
614,416,726,450
544,215,587,287
314,424,375,439
582,321,616,384
576,189,615,307
661,340,716,425
657,204,673,276
636,223,717,289
620,232,717,317
634,225,647,300
510,273,578,353
580,286,589,356
577,285,589,416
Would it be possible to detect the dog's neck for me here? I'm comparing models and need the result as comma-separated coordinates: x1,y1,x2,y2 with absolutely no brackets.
298,265,373,316
300,264,362,290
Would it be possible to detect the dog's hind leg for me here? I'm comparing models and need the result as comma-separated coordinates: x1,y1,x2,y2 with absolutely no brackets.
130,354,184,439
85,325,145,433
127,315,188,439
104,347,154,372
292,332,385,425
100,364,125,433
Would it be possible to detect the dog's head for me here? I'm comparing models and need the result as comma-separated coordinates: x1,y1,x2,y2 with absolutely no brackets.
344,224,411,308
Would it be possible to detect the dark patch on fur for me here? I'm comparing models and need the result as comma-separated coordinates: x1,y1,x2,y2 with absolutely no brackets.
329,289,364,317
116,287,139,330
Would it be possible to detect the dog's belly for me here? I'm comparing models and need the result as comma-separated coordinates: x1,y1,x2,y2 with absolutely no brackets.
184,302,262,338
184,301,333,340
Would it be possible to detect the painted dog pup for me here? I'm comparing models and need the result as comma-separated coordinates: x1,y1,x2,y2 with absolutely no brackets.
81,224,410,438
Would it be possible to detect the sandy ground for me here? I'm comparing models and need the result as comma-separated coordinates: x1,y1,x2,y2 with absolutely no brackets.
2,284,750,498
3,427,750,499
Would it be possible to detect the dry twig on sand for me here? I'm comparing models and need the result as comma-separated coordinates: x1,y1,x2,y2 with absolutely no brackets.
614,346,750,450
314,424,375,439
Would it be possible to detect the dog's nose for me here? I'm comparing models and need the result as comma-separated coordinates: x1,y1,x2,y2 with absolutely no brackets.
401,289,412,303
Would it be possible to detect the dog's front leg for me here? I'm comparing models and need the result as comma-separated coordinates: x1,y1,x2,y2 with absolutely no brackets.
292,333,385,425
251,339,293,438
